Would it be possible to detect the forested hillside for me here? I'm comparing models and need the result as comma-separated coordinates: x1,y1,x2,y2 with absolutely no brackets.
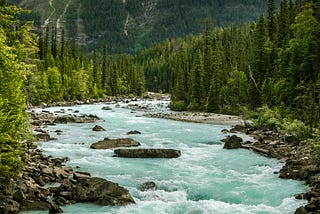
138,0,320,131
7,0,280,53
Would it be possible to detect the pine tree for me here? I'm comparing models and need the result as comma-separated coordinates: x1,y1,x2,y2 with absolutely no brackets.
203,18,214,97
190,49,204,110
267,0,277,41
102,41,108,92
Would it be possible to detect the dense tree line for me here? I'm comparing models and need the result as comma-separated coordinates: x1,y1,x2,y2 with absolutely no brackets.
26,26,145,105
138,0,320,130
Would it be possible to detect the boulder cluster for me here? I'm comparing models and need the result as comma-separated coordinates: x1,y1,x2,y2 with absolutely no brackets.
0,149,135,213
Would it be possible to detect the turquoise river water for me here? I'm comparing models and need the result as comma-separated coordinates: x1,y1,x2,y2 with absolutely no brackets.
26,100,307,214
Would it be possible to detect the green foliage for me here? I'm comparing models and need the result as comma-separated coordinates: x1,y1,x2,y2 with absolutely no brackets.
255,106,282,130
169,100,187,111
280,118,312,140
0,1,35,182
255,105,311,141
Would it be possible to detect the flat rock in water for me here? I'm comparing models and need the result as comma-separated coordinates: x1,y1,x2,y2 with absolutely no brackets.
102,106,112,110
90,138,141,149
75,177,135,206
127,130,141,135
114,148,181,158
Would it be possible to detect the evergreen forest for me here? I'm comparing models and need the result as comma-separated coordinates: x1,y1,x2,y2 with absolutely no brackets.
1,0,320,183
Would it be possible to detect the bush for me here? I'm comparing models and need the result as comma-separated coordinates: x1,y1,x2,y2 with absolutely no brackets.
169,100,187,111
254,105,282,130
280,119,311,141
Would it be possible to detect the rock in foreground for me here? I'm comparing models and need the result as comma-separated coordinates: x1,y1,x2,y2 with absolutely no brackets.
114,148,181,158
90,138,141,149
75,177,135,206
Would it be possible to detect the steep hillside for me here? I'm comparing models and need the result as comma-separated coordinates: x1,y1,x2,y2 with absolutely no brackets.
8,0,279,53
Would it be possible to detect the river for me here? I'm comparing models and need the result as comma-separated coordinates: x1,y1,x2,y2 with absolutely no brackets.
26,99,307,213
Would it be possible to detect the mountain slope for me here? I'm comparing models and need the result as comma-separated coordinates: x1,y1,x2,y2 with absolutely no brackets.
8,0,279,53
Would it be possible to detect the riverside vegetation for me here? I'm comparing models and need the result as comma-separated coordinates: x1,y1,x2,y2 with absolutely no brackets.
1,0,320,213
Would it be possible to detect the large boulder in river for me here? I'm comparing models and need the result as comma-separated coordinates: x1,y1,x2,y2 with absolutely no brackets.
90,138,141,149
75,177,135,206
54,114,100,123
222,135,243,149
114,148,181,158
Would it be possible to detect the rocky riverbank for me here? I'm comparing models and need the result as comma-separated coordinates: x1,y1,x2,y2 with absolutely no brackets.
0,147,135,213
226,125,320,214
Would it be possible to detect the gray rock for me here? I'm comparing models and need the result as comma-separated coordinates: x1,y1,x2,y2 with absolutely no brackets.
0,199,20,214
139,182,156,191
127,130,141,135
49,204,64,213
73,171,91,179
222,135,243,149
114,148,181,158
35,133,51,141
20,199,50,211
102,106,112,110
294,206,308,214
90,138,141,149
75,177,135,206
92,125,106,131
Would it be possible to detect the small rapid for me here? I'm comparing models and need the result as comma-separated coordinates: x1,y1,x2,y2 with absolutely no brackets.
27,100,307,214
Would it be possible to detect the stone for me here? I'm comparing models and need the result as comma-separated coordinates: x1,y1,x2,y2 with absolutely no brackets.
35,132,51,141
127,130,141,135
114,148,181,158
20,199,50,211
53,166,71,180
102,106,112,110
294,206,308,214
90,138,141,149
75,177,135,206
92,125,106,131
0,199,20,214
139,182,156,191
3,179,16,195
54,114,100,124
13,189,25,202
73,171,91,180
222,135,243,149
49,203,64,213
305,197,320,211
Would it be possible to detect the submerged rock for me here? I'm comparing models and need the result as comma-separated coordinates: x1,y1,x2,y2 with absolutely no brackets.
90,138,141,149
75,177,135,206
222,135,243,149
114,148,181,158
92,125,106,131
139,182,156,191
102,106,112,110
127,130,141,135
